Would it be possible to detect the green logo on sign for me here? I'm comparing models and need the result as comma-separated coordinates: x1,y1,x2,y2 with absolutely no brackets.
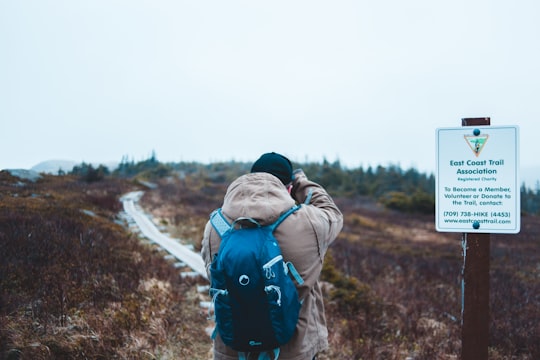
464,134,489,157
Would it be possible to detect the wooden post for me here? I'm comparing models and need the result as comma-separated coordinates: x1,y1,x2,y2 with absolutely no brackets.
461,117,490,360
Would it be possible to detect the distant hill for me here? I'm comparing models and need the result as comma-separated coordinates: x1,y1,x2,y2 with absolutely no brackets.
31,160,78,174
31,160,119,174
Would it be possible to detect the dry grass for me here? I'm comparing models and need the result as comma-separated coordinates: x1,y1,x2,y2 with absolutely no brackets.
0,171,211,359
142,175,539,360
2,171,538,359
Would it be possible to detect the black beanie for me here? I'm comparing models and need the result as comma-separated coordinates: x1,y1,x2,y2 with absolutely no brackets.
250,152,293,185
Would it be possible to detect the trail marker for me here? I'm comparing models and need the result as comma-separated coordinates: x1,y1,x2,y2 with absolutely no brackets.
435,118,521,360
436,123,520,233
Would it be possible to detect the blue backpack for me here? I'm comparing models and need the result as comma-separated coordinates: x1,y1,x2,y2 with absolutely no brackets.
209,205,303,360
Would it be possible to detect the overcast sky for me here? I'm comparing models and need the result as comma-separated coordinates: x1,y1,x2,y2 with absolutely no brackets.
1,1,539,175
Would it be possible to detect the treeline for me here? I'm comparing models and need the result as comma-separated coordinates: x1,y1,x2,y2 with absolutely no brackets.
301,160,436,214
69,155,540,216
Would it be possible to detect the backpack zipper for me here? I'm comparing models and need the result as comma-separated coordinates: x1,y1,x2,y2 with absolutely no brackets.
262,255,282,269
262,255,282,279
264,285,282,306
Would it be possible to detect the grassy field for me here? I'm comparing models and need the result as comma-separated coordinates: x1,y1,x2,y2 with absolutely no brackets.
0,172,210,359
1,171,538,359
142,175,540,360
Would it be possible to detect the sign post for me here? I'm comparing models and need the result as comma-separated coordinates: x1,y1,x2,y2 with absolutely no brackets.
435,118,520,360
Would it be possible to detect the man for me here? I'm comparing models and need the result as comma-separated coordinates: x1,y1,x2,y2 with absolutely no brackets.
201,152,343,360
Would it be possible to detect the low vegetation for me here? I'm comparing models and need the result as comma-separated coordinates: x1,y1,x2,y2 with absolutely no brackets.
0,172,209,359
142,168,540,360
1,157,539,359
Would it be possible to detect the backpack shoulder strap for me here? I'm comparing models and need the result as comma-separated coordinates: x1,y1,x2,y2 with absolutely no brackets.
212,204,300,235
209,208,231,237
268,204,305,286
268,204,301,232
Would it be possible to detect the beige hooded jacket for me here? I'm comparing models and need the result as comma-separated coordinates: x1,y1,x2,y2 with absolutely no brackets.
201,170,343,360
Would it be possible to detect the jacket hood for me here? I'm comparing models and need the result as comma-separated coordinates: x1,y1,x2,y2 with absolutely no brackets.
221,172,296,225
